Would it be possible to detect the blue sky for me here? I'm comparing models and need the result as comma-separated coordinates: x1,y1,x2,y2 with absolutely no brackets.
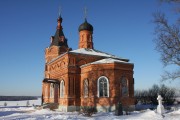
0,0,179,96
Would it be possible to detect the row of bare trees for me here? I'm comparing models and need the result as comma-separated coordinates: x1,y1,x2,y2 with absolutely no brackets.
135,84,176,105
3,100,31,107
0,96,37,101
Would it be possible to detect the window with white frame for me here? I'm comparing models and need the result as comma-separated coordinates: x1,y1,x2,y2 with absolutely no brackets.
84,79,88,97
60,80,64,98
50,83,54,98
97,76,109,97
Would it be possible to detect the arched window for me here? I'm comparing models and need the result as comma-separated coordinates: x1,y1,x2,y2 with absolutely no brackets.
121,77,128,96
60,80,65,98
97,76,109,97
84,79,88,98
50,83,54,98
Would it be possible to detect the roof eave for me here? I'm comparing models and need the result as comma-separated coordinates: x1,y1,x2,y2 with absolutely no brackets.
43,78,60,83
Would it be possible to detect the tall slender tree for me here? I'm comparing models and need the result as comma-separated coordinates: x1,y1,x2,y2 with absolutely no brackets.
153,0,180,81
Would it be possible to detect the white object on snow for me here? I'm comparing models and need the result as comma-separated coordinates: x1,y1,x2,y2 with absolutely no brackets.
157,95,165,115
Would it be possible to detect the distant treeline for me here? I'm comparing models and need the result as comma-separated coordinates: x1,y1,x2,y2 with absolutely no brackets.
0,96,39,101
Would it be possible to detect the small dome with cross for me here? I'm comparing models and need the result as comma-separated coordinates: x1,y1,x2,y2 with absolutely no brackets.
78,19,93,32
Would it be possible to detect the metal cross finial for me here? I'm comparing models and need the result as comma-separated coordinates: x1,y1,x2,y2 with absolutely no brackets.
84,7,87,20
58,6,62,17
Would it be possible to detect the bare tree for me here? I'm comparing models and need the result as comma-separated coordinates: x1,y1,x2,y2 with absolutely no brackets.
153,0,180,81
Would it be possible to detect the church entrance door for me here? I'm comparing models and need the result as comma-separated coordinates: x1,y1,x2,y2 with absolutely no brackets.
54,84,59,103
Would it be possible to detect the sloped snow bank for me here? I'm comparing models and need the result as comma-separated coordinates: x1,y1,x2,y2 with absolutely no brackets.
0,106,180,120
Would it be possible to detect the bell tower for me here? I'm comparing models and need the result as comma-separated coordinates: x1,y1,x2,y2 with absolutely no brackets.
45,15,71,63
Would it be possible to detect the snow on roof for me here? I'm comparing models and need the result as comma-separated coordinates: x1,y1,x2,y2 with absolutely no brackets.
47,48,129,64
70,48,128,61
81,58,133,68
91,58,132,64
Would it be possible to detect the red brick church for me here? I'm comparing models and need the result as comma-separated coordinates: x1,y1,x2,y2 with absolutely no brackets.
42,14,135,112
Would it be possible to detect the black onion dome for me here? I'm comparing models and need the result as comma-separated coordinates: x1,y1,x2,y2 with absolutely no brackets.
78,19,93,32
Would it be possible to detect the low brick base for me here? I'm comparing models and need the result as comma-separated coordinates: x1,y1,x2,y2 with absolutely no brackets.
96,105,115,112
58,105,80,112
96,105,135,112
43,103,59,110
58,105,135,112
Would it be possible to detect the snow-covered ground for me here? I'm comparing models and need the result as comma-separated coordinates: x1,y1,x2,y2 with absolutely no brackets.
0,98,180,120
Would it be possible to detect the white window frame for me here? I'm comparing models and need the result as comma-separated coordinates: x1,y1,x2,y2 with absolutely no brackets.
60,80,65,98
97,76,109,97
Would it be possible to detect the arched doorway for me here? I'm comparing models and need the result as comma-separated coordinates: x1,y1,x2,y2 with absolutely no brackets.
54,84,59,103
